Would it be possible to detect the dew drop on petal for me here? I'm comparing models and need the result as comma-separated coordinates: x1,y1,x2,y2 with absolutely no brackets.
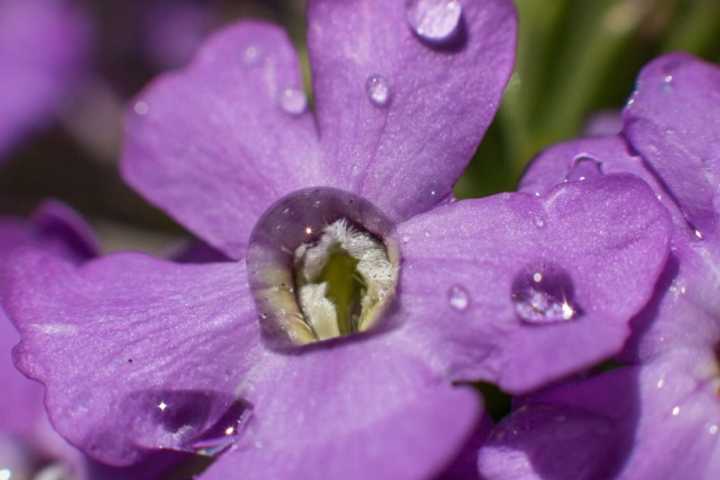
366,74,391,107
242,45,261,66
406,0,463,44
133,101,150,116
709,424,719,435
671,405,681,416
448,284,470,311
279,87,307,115
565,156,603,182
512,264,580,324
662,74,673,92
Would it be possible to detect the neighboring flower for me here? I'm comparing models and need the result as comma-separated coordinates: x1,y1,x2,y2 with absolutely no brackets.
0,0,90,158
2,1,671,479
479,53,720,480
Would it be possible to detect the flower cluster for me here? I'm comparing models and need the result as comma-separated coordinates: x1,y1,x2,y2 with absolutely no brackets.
0,1,719,479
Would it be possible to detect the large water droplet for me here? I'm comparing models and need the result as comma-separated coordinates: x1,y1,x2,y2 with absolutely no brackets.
565,156,602,182
279,87,307,115
406,0,463,44
511,264,580,324
247,188,400,348
448,284,470,311
366,74,391,107
120,390,244,452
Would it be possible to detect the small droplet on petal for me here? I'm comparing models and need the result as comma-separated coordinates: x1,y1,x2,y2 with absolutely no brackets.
134,101,150,116
694,229,704,240
534,217,546,228
656,377,665,389
406,0,463,44
512,264,580,325
708,424,719,435
671,405,681,416
565,156,603,182
448,284,470,311
366,74,391,107
279,87,307,115
401,235,410,243
662,74,673,91
243,45,261,66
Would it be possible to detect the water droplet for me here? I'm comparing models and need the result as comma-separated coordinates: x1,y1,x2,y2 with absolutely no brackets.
662,74,673,92
351,164,361,176
565,156,603,182
656,377,665,389
406,0,463,44
671,405,681,416
512,264,580,324
247,188,398,348
709,424,719,435
534,217,546,228
401,235,410,243
192,401,251,457
694,229,704,240
448,284,470,311
133,101,150,116
120,390,242,452
279,87,307,115
366,74,391,107
243,45,261,66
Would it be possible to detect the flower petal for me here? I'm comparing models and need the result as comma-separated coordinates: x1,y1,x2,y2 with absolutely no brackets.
394,174,671,392
307,0,517,221
0,0,89,157
519,135,688,231
121,22,326,259
3,252,261,465
478,368,637,480
480,350,720,480
624,53,720,242
202,336,480,480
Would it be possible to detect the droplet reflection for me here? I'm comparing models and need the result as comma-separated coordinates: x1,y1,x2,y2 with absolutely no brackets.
511,264,580,324
406,0,463,44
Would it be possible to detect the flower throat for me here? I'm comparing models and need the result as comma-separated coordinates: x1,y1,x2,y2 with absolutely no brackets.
247,188,399,348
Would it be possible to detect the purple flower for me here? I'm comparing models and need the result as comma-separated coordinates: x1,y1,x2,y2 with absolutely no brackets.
0,0,90,158
3,1,671,478
479,53,720,480
0,201,97,479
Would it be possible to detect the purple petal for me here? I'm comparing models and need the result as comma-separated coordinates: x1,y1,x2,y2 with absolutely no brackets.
3,252,261,465
0,202,98,475
624,53,720,242
519,135,689,231
480,350,720,480
0,0,89,157
478,368,637,480
0,310,42,438
395,174,670,392
121,22,326,260
307,0,517,221
202,338,480,480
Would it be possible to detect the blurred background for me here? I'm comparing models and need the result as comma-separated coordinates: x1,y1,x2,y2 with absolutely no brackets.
3,0,720,253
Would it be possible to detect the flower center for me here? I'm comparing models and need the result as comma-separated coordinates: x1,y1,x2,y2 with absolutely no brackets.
247,188,399,347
